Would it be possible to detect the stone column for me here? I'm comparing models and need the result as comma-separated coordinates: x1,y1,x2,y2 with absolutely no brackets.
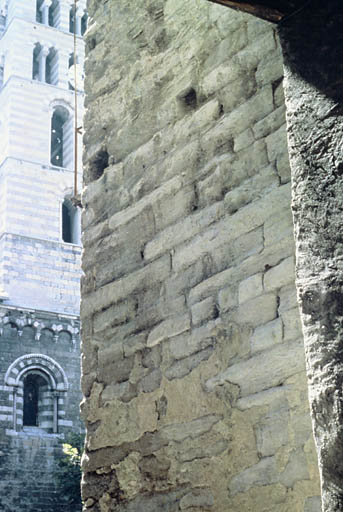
278,1,343,510
38,46,49,82
12,387,17,431
52,391,58,433
40,0,52,26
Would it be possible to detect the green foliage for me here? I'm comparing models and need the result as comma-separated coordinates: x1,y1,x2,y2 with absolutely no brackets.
56,432,85,510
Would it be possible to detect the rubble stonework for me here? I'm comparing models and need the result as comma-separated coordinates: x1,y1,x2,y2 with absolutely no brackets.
81,1,322,511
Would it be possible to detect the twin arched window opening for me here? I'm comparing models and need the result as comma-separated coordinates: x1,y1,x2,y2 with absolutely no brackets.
32,43,58,85
69,6,88,36
36,0,60,28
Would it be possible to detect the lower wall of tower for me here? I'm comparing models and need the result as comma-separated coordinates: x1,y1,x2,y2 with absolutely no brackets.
0,305,82,511
0,430,68,512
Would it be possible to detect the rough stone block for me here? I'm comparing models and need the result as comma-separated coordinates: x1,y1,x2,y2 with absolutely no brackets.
253,106,286,140
147,313,190,348
229,456,278,495
265,124,288,163
238,273,263,304
250,318,282,353
281,308,303,342
278,285,298,313
206,340,306,396
180,489,214,509
191,297,218,326
233,128,254,152
218,285,238,313
169,321,217,361
255,408,289,456
264,206,293,247
232,293,277,327
264,256,295,292
280,450,309,487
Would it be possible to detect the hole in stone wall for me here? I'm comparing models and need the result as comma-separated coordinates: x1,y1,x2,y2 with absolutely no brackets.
182,87,197,109
88,149,109,182
87,38,96,51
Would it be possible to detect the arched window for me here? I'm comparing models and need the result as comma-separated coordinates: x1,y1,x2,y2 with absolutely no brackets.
48,0,60,28
36,0,59,27
46,47,58,85
5,354,69,433
62,198,81,244
50,106,73,168
23,373,48,427
33,44,58,84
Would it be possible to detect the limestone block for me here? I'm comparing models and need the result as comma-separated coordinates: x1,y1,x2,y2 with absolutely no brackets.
169,321,217,361
280,450,309,488
250,318,283,353
278,285,298,313
108,176,182,232
205,341,306,396
238,273,263,304
255,51,284,87
175,99,221,141
264,206,294,247
201,62,242,97
165,347,214,380
253,106,286,140
147,313,190,348
276,150,292,184
81,255,170,317
264,256,295,292
229,456,278,495
304,496,322,512
266,124,288,163
144,202,224,262
255,408,289,456
218,285,238,313
281,308,303,342
161,414,221,443
191,297,218,326
232,293,277,327
180,488,214,509
173,185,290,273
189,235,293,306
237,386,289,411
223,165,279,215
233,128,254,152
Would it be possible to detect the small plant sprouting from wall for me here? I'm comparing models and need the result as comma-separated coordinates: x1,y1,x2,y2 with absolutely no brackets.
55,432,84,511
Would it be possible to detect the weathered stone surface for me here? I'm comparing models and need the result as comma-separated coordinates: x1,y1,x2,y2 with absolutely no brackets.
205,341,305,395
250,317,282,353
279,3,343,509
81,1,322,511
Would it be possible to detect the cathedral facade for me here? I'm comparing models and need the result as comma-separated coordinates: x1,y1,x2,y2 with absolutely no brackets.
0,0,85,509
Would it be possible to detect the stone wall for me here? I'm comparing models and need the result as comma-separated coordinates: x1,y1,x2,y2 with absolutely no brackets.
0,305,82,511
81,1,321,511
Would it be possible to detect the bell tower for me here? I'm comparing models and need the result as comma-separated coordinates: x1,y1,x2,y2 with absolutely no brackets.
0,0,85,509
